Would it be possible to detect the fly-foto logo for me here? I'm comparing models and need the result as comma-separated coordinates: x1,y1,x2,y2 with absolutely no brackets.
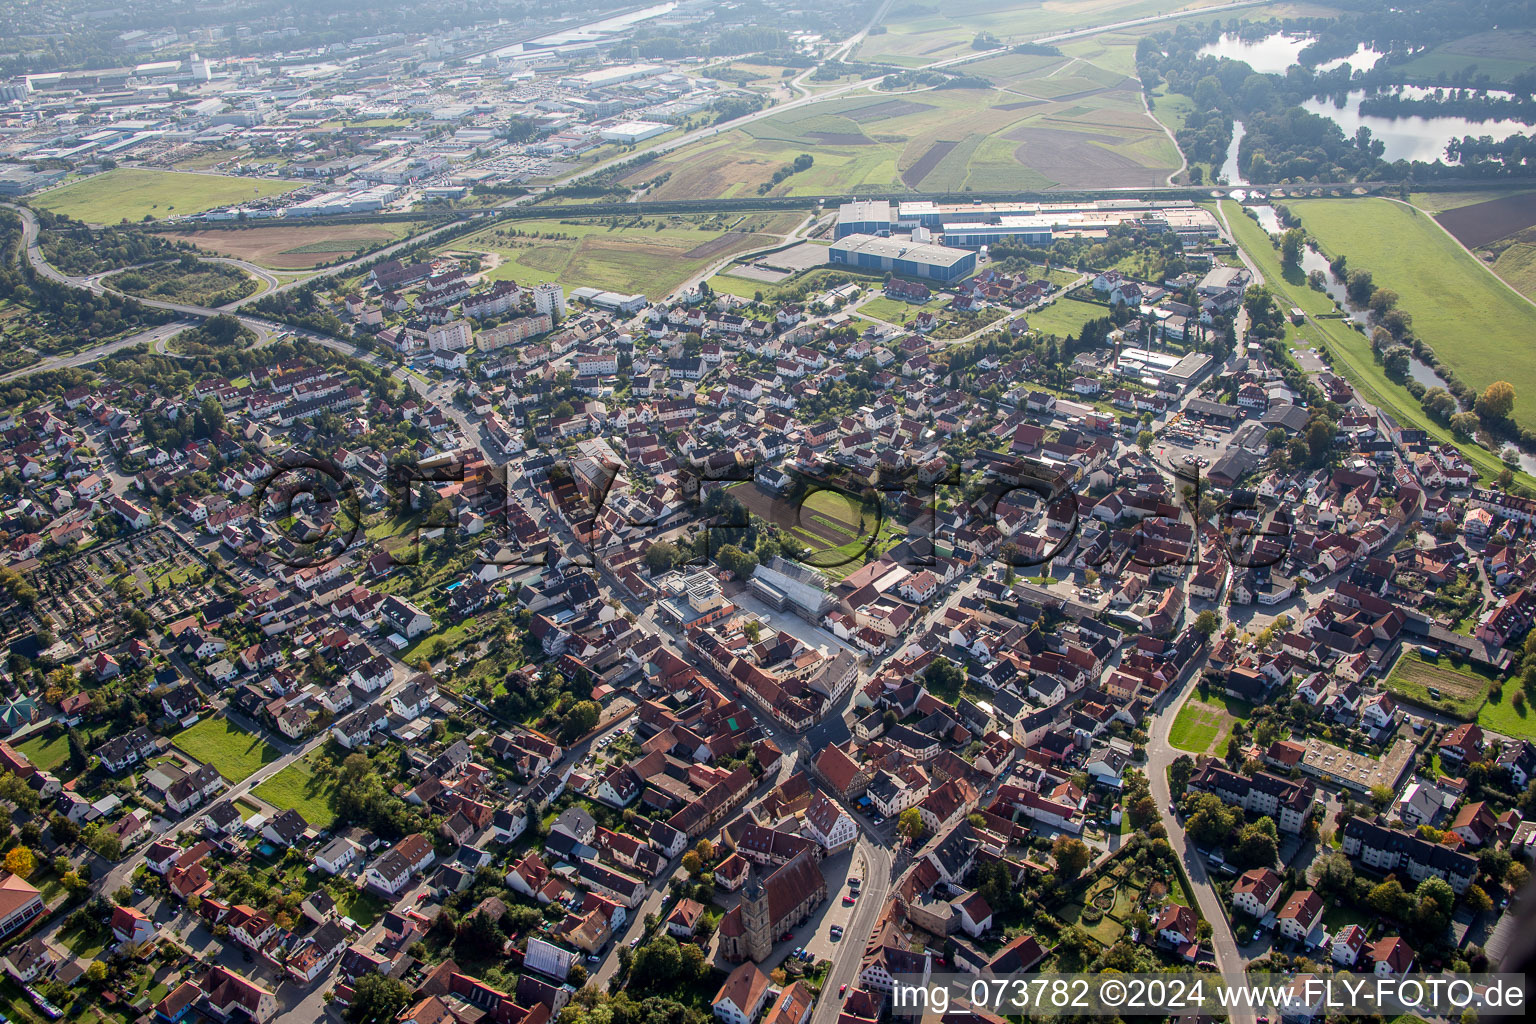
245,451,1293,577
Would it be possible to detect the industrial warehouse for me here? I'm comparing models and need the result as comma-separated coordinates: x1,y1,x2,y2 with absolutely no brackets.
836,198,1222,248
827,233,977,282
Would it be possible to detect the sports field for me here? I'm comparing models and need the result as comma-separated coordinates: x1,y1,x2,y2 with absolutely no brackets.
1290,198,1536,434
1220,201,1534,489
733,481,901,581
443,212,802,296
172,715,284,782
33,169,300,224
625,51,1180,198
167,221,427,269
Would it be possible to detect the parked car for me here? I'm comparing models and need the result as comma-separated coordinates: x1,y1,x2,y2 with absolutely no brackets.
839,985,847,997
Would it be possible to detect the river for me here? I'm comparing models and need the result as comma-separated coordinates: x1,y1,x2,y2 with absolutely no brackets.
1225,169,1444,391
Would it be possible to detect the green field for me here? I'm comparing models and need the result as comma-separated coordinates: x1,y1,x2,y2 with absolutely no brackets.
172,715,283,782
33,169,300,225
252,757,336,827
1220,201,1535,490
626,50,1180,199
1409,188,1536,215
1025,296,1108,338
1394,29,1536,85
1290,198,1536,434
1168,692,1253,754
1383,649,1495,719
440,212,802,297
854,0,1235,66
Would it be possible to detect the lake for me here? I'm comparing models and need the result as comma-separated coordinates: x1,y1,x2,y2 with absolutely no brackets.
1203,32,1530,164
1198,32,1313,74
1317,44,1385,72
1301,91,1530,163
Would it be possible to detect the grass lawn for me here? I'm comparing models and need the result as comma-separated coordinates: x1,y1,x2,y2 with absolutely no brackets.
332,888,389,928
1476,684,1536,740
34,169,300,225
57,923,106,958
172,715,283,782
1290,197,1536,435
252,758,336,827
14,728,71,772
859,295,937,323
1025,297,1109,339
1169,691,1253,754
1221,201,1535,490
1382,649,1495,719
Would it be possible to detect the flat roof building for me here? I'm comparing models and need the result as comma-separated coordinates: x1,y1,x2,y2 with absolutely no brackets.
1300,737,1414,794
599,120,669,144
835,201,895,238
828,233,975,283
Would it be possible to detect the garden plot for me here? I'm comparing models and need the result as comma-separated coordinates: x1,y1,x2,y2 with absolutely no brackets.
0,528,219,653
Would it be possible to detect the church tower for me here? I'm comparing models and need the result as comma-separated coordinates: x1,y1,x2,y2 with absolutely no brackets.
741,869,772,963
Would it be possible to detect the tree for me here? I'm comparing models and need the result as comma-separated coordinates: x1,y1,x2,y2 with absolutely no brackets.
897,808,924,840
1137,429,1155,451
631,935,684,986
1414,876,1456,933
643,542,680,572
1367,879,1412,919
681,851,703,874
559,700,600,742
716,544,757,580
1464,883,1494,914
1051,836,1090,880
1169,755,1196,794
1476,381,1517,422
924,657,964,695
1310,851,1354,897
1129,795,1158,829
3,846,32,878
1369,784,1394,809
85,960,107,984
1280,228,1305,267
1192,610,1220,638
1305,416,1336,462
1422,386,1458,420
346,973,414,1024
1450,411,1481,438
1232,822,1278,868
